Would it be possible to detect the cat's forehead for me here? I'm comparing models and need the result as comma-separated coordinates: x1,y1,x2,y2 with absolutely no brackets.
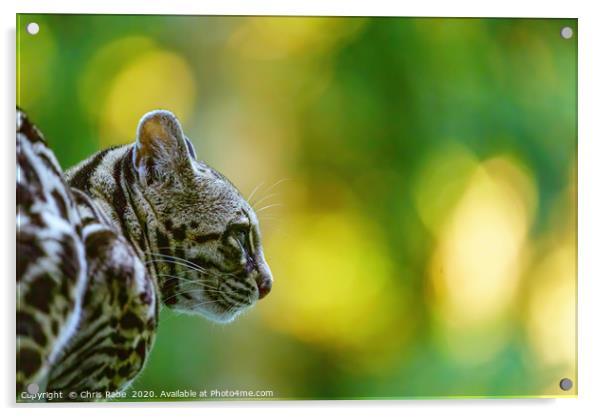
193,161,232,183
186,161,256,222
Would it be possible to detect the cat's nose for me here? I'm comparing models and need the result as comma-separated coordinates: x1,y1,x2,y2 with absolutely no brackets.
254,257,273,300
255,273,272,299
254,251,273,300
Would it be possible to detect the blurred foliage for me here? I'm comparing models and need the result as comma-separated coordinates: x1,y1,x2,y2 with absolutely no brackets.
17,15,577,399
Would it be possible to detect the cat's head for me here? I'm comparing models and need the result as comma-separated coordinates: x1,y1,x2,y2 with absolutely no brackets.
132,110,272,323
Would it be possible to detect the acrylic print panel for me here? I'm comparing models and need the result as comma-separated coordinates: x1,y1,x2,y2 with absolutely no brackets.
16,14,577,402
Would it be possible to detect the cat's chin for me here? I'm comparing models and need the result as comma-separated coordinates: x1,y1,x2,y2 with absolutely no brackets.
200,307,248,324
172,303,251,324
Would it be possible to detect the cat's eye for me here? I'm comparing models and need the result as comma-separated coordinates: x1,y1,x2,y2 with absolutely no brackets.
228,223,250,247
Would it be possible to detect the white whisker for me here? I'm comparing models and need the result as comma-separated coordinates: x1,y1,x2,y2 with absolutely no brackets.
251,192,278,210
255,203,283,213
247,181,264,206
157,274,219,290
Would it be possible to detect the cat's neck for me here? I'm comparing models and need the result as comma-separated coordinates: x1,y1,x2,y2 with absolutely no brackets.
66,145,155,261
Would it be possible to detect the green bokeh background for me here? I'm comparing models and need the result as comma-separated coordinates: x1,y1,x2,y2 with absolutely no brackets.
17,15,577,400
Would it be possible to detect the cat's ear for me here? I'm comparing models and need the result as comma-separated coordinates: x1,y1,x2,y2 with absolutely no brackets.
132,110,193,185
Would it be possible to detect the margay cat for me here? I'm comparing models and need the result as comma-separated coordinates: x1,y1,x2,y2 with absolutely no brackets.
16,108,273,401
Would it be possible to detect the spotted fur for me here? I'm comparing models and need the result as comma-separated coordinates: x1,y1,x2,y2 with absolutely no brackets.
16,108,273,401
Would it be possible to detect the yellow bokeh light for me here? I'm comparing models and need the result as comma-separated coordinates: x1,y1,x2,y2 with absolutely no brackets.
261,210,403,355
526,243,576,367
429,156,536,362
224,17,364,112
78,36,157,119
228,17,366,60
101,50,197,145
